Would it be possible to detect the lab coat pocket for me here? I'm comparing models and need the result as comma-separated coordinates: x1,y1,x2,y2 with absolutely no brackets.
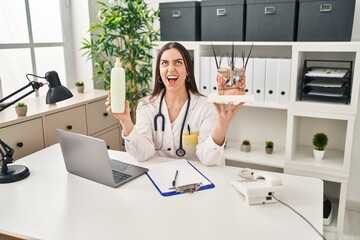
183,131,199,147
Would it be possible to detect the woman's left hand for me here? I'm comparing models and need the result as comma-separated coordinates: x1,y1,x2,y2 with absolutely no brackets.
213,102,244,127
211,102,244,146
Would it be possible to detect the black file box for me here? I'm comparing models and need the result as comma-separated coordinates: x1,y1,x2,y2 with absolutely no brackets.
297,0,355,41
201,0,245,41
246,0,298,41
160,1,201,41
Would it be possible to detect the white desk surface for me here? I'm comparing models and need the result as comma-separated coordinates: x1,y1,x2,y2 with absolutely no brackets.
0,144,323,240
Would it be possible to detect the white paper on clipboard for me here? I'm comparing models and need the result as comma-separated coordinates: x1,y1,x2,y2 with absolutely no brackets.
146,160,214,196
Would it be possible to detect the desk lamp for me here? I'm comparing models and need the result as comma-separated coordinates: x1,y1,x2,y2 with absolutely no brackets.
0,71,73,183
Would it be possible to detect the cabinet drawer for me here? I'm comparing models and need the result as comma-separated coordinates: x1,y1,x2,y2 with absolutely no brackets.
0,118,45,160
93,126,122,151
87,98,119,135
44,106,87,146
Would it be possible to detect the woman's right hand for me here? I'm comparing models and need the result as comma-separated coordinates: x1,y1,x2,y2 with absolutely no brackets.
105,92,134,136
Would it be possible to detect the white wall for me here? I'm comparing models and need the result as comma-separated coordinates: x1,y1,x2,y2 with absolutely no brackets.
73,0,360,208
69,0,93,91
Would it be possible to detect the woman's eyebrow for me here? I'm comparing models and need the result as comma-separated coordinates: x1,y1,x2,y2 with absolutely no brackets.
160,58,183,62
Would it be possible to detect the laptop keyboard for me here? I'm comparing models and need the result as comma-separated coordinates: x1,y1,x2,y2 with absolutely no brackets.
112,170,132,183
111,160,132,183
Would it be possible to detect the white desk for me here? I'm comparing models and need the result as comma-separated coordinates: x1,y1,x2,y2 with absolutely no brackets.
0,144,323,240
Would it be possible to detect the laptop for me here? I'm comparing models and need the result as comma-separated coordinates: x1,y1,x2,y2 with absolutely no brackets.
56,129,148,188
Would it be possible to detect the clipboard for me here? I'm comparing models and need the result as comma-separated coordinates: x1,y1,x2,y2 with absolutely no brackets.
146,160,215,197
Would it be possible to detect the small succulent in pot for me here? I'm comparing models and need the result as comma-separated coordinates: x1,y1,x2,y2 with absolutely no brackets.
15,102,28,117
75,81,84,93
241,139,251,152
313,132,328,161
265,141,273,154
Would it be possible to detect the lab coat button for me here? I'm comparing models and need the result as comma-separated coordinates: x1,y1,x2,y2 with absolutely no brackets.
167,148,171,151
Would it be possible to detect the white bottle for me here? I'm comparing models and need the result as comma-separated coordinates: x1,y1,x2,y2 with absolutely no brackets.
110,57,126,113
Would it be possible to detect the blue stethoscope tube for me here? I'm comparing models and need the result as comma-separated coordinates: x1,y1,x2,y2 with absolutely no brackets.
154,91,191,157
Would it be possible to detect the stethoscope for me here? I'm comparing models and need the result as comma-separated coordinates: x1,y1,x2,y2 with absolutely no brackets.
154,91,191,157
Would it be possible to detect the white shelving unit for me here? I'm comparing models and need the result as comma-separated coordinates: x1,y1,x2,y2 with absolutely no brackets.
285,43,360,233
154,41,360,233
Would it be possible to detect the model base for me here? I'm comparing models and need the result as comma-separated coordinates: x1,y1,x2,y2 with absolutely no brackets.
207,93,254,105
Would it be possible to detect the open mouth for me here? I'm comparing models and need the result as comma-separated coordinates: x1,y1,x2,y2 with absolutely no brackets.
167,76,178,85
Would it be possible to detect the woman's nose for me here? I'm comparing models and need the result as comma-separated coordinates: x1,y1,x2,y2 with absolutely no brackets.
168,63,175,71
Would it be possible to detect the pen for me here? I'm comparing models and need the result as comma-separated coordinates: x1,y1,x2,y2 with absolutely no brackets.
172,170,179,187
187,124,191,135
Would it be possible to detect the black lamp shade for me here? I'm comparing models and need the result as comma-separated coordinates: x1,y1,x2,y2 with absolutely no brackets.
45,71,73,104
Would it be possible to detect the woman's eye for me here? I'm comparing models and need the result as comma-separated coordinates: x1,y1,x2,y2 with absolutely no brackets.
175,60,183,65
161,61,168,66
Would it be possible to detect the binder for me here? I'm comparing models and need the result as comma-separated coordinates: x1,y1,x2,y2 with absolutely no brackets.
265,58,279,104
253,58,266,103
146,160,215,197
277,59,291,105
209,57,218,94
200,56,211,96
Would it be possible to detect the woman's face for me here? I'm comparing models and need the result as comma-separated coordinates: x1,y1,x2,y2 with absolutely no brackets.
159,48,188,92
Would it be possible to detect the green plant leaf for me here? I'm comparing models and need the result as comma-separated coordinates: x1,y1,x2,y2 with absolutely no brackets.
81,0,159,122
313,133,328,150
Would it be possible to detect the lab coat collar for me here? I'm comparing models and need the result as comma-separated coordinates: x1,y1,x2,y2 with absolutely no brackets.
158,90,200,129
188,91,200,111
155,90,200,112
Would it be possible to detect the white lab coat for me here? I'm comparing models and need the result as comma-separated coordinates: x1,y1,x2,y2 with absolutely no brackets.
123,91,225,165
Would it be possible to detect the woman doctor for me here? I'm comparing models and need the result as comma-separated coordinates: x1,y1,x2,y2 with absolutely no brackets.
106,42,243,166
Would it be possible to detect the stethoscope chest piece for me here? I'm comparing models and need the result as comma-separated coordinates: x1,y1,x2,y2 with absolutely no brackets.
176,148,185,157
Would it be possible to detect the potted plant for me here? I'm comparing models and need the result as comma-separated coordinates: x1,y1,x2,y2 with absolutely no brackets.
313,132,328,161
75,81,84,93
241,139,251,152
265,141,274,154
81,0,159,122
15,102,27,117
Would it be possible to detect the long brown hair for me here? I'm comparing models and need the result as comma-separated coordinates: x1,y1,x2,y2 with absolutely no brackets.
151,42,199,98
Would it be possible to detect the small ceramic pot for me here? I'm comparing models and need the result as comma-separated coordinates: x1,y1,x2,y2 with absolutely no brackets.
15,106,28,117
241,144,251,152
265,147,273,154
314,149,325,161
76,86,84,93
